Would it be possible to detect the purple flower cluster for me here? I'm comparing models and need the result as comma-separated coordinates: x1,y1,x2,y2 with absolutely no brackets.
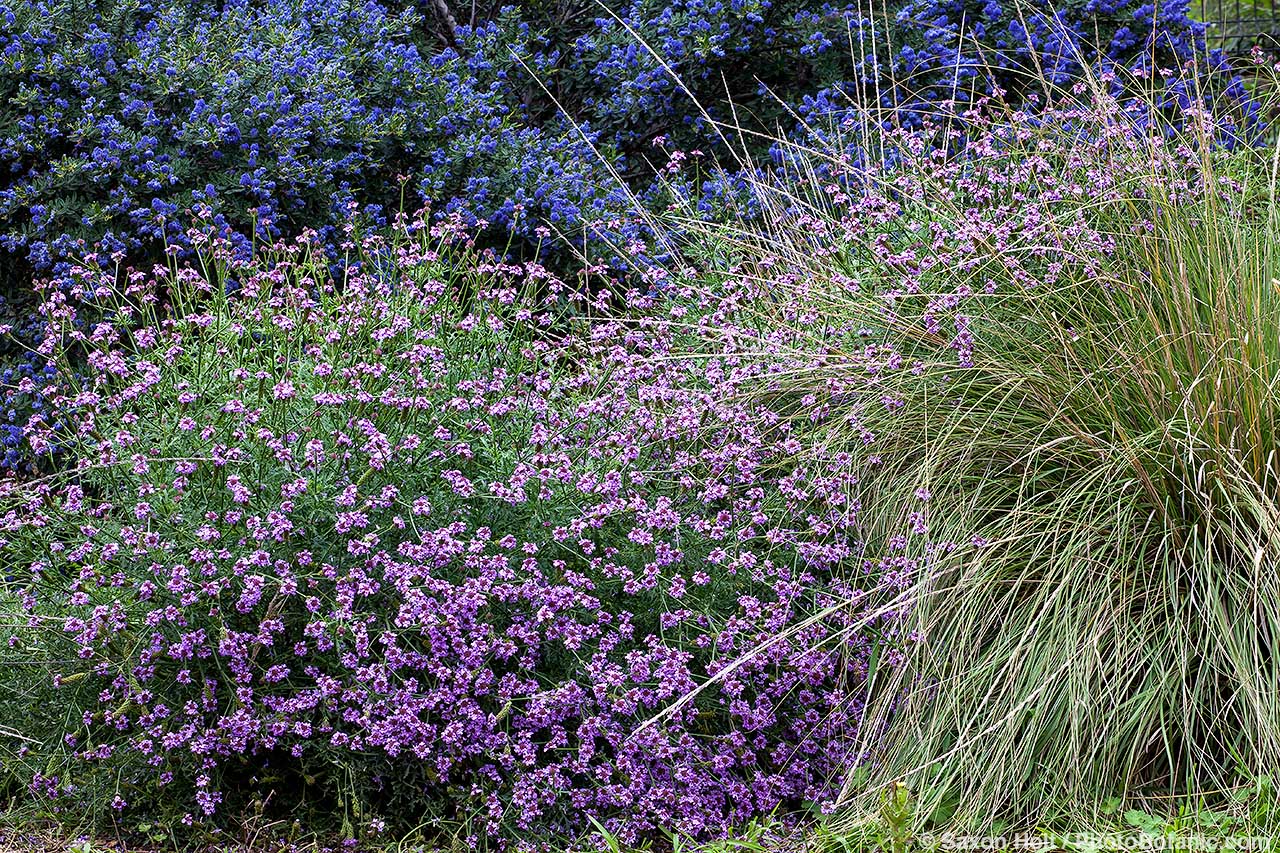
763,87,1232,359
0,214,924,843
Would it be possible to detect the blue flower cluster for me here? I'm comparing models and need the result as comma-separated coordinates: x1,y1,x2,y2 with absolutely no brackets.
543,1,861,151
789,0,1251,142
0,0,628,274
0,0,1234,275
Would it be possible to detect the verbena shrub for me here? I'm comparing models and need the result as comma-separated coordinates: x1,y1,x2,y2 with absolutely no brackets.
0,213,922,844
693,76,1280,827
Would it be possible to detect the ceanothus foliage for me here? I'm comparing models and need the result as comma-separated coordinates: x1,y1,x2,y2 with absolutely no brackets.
0,0,1228,277
0,0,628,276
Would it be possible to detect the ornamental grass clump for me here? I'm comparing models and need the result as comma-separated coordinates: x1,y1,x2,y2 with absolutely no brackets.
0,212,927,844
694,76,1280,827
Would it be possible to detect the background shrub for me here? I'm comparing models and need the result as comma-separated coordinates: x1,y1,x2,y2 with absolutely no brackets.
0,0,1230,283
0,0,628,277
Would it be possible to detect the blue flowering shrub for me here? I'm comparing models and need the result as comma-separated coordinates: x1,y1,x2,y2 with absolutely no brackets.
795,0,1261,151
474,0,1239,174
1,0,1234,280
0,0,879,279
0,0,625,275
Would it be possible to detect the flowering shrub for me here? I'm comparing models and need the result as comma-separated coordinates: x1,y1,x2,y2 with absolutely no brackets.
0,215,923,843
785,0,1260,165
0,0,1237,284
0,0,626,274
